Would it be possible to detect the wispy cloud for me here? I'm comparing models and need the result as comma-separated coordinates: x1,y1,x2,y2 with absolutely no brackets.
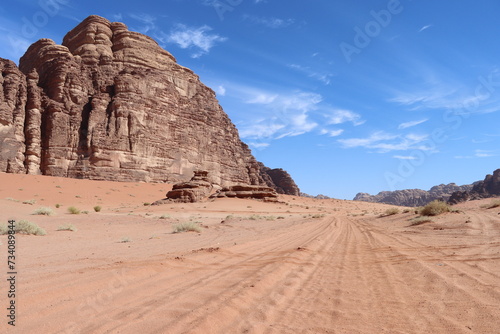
326,109,364,126
165,24,227,58
455,149,497,159
243,15,294,28
320,129,344,137
238,91,321,140
338,131,431,153
216,85,226,96
393,155,417,160
288,64,333,85
418,24,433,32
128,13,156,33
398,118,428,129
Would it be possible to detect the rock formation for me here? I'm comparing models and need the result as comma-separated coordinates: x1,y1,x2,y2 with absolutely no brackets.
210,185,278,202
354,183,473,207
0,15,298,191
448,169,500,204
163,170,213,203
259,163,300,196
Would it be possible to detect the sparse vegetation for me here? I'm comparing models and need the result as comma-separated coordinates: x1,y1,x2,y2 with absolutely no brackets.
5,197,19,202
173,222,202,233
143,202,151,206
93,205,102,212
67,206,81,214
120,237,132,243
409,217,434,226
81,210,89,214
0,220,46,236
383,208,400,216
159,214,170,219
55,203,61,208
32,207,54,216
311,214,325,218
57,224,77,232
22,199,36,205
481,199,500,209
420,200,450,216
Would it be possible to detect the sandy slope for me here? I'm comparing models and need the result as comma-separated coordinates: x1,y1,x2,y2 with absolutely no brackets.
0,173,499,333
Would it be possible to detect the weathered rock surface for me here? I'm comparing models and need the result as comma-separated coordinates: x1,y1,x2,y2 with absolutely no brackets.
354,183,473,207
210,185,278,202
448,169,500,204
0,15,298,191
259,163,300,196
163,170,212,203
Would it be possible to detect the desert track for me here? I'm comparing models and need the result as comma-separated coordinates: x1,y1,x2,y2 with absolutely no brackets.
18,213,499,334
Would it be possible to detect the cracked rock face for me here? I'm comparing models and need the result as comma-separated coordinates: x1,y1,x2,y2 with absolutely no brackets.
0,15,298,190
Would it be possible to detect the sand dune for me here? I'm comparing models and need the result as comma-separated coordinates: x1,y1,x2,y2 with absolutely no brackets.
0,173,499,333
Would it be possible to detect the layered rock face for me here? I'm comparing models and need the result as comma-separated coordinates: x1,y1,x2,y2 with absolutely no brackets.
259,163,300,196
354,183,473,207
0,15,297,190
448,169,500,204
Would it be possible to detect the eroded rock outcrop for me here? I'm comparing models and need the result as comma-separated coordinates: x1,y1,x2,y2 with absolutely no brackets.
448,169,500,204
354,183,473,207
0,15,298,191
163,170,213,203
210,185,279,202
259,163,300,196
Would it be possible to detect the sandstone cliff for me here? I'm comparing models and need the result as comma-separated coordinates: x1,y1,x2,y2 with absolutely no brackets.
448,169,500,204
354,183,473,207
0,15,297,191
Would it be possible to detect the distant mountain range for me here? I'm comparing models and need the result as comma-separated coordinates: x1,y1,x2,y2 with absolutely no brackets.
354,168,499,207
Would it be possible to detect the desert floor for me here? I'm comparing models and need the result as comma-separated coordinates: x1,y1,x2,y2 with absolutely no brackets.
0,172,499,334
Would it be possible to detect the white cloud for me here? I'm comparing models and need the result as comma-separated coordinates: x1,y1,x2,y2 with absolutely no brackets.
398,118,428,129
129,13,157,34
327,109,364,126
216,85,226,96
320,129,344,137
393,155,417,160
166,24,227,58
238,91,321,140
243,15,294,28
338,131,431,153
288,64,333,85
418,24,433,32
248,142,270,149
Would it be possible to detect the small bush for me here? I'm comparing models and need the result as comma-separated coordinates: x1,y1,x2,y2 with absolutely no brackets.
57,224,77,232
420,200,450,216
93,205,102,212
55,204,61,208
172,222,202,233
32,207,54,216
81,210,89,214
159,214,170,219
482,199,500,209
0,220,46,236
409,217,434,226
22,199,36,205
120,237,131,243
67,206,80,214
143,202,151,206
381,208,400,217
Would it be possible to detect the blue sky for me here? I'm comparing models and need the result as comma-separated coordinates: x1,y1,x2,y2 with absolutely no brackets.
1,0,499,199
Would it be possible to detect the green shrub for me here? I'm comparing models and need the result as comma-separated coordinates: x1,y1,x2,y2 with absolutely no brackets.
420,200,450,216
32,207,54,216
172,222,202,233
55,203,61,208
67,206,80,214
93,205,102,212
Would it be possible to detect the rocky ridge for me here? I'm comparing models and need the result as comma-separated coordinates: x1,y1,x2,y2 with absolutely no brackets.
0,15,298,193
354,183,473,207
448,169,500,204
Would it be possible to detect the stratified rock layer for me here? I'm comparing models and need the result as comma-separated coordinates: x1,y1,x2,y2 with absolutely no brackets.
0,15,296,190
210,185,279,202
259,163,300,196
165,171,213,203
354,183,474,207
